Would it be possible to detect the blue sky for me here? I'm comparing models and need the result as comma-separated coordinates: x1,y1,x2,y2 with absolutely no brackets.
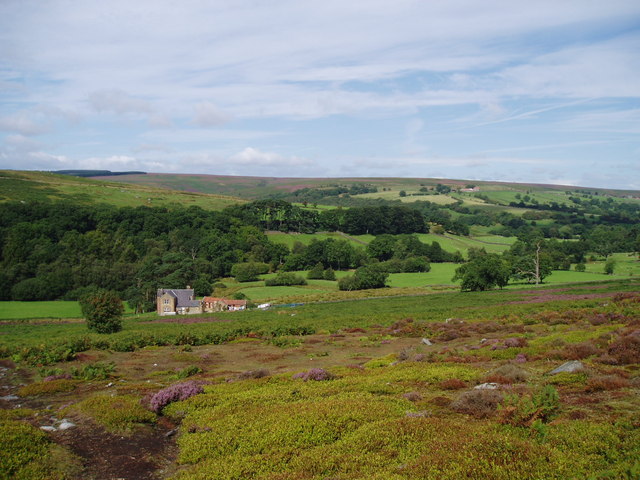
1,0,639,189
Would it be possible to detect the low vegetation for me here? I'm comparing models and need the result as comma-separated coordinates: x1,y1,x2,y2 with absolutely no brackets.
0,172,639,478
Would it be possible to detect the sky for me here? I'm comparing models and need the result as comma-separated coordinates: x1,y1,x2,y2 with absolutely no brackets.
1,1,639,190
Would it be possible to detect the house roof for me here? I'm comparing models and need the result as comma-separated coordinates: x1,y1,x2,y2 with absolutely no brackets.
157,289,200,308
225,299,247,307
203,297,247,307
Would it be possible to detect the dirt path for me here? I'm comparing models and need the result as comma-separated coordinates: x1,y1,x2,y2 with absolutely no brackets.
0,359,178,480
54,419,178,480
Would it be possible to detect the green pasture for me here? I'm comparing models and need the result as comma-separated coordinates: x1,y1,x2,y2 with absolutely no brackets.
0,301,134,320
582,253,640,276
354,189,458,204
0,301,83,320
415,233,513,255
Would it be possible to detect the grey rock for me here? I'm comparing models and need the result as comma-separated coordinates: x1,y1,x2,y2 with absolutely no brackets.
58,421,76,430
474,382,499,390
549,361,584,375
0,395,19,401
40,426,57,432
421,338,433,346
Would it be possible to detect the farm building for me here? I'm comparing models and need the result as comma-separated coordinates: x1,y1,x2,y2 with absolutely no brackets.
157,288,203,315
203,297,248,312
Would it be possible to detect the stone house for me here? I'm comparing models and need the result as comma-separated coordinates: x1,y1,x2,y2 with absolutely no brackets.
157,288,203,315
203,297,248,312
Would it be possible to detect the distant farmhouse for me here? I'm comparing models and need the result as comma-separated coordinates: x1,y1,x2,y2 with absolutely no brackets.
203,297,248,312
157,288,248,315
157,288,203,315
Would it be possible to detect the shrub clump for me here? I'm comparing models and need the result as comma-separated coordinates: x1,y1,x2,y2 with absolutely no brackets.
175,365,203,379
238,369,270,380
439,378,467,390
585,375,630,392
607,333,640,365
487,364,529,383
498,385,560,427
292,368,335,381
451,389,504,418
265,272,307,286
150,381,204,414
563,342,601,360
403,391,423,402
79,289,124,334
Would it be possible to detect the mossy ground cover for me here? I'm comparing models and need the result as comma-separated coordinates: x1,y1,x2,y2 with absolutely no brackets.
1,281,639,479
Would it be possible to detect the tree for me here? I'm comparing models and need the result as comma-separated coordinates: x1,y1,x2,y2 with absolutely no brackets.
452,253,510,291
338,265,389,291
604,258,616,275
192,275,212,297
80,290,124,334
231,262,269,282
323,267,336,281
307,262,325,280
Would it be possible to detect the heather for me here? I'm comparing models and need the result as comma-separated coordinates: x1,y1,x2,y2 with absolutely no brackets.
2,281,639,479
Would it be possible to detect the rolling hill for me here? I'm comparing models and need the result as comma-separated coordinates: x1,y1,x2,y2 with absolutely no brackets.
0,170,244,210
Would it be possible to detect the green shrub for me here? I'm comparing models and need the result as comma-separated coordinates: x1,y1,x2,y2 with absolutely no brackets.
307,262,325,279
265,272,307,286
79,290,124,334
70,362,116,380
323,267,336,281
498,385,560,427
176,365,203,379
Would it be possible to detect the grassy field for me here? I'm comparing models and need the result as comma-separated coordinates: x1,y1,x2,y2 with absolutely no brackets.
0,301,135,320
0,301,83,319
416,233,516,255
355,190,457,204
0,170,242,210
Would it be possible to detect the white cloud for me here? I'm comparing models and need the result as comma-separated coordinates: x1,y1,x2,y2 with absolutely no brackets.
88,89,152,115
0,111,49,135
192,102,232,127
229,147,312,167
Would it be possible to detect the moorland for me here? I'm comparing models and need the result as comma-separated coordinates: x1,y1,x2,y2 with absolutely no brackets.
0,169,639,479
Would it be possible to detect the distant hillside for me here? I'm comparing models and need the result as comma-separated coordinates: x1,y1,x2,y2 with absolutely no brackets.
0,170,244,210
53,169,146,177
92,172,640,201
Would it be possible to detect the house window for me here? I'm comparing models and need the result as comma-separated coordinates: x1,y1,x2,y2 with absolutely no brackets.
163,299,169,305
164,306,170,312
